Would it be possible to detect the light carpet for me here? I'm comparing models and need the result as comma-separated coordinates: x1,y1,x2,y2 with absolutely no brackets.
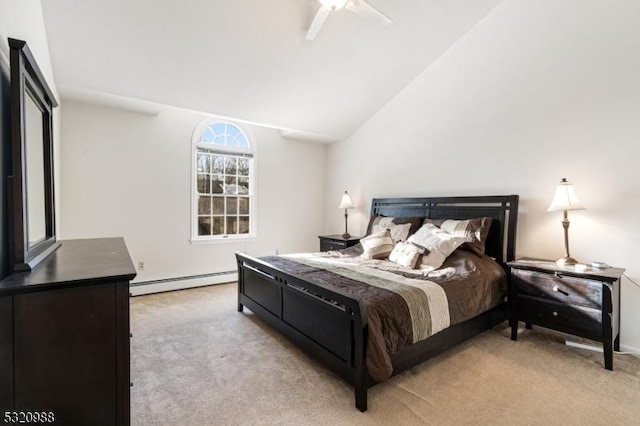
131,283,640,425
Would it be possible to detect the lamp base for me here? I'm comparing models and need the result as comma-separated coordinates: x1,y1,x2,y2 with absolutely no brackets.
556,256,579,267
342,232,351,239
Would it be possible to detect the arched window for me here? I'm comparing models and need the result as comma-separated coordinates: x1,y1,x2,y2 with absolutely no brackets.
192,120,254,240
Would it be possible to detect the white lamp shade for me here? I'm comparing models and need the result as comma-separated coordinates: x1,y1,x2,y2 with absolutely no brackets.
547,178,585,212
338,191,354,209
319,0,348,10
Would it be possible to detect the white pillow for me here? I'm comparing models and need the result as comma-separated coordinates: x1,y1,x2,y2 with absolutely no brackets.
407,223,466,272
372,217,412,243
360,229,394,260
388,242,425,269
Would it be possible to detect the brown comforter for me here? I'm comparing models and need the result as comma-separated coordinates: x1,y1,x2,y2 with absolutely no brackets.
260,247,506,382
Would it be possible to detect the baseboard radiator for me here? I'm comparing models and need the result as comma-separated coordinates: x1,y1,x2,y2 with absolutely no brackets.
130,271,237,296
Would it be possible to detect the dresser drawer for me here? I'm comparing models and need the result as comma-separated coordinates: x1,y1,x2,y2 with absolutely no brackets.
513,269,603,309
518,295,602,339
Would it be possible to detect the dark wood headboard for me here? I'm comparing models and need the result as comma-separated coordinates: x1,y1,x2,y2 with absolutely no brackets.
370,195,519,266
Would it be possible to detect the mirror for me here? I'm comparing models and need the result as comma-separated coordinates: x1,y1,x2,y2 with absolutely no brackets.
24,91,47,248
9,38,59,272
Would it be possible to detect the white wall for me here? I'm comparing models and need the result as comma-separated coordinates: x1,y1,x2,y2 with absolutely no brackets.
325,0,640,350
0,0,57,87
60,101,326,282
0,0,62,233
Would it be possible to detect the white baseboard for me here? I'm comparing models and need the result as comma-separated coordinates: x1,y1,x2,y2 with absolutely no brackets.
130,272,237,296
565,338,640,355
565,339,602,353
619,344,640,355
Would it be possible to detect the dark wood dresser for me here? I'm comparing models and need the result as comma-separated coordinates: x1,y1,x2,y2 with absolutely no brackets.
318,234,360,252
508,258,624,370
0,238,136,426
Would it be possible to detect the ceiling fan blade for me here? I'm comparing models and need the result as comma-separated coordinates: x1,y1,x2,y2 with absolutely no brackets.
306,6,331,41
346,0,392,25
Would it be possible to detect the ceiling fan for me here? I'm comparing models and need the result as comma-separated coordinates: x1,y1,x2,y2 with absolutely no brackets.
306,0,392,41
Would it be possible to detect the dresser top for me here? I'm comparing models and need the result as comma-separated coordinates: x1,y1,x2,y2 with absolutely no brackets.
0,237,137,295
508,258,625,282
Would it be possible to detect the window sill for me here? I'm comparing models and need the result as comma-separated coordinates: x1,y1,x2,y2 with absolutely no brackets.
190,235,257,245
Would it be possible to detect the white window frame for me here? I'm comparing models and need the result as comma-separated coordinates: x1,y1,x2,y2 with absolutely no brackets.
191,119,257,242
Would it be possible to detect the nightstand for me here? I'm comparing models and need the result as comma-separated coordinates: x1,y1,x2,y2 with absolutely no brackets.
508,258,625,370
318,235,360,252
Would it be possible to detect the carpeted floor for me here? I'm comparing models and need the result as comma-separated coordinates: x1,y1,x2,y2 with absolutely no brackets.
130,283,640,425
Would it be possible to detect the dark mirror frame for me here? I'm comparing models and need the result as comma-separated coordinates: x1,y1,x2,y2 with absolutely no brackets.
8,38,60,272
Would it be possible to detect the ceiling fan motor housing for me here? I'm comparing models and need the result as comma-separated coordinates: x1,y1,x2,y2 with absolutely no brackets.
319,0,348,11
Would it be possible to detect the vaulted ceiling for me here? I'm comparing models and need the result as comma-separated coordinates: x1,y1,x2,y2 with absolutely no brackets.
42,0,502,141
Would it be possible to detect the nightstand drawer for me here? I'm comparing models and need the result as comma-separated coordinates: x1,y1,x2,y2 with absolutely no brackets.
318,235,360,252
514,269,603,309
320,240,348,252
518,295,602,339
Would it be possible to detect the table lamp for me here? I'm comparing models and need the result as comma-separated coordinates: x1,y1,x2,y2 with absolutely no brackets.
338,191,354,239
547,178,585,266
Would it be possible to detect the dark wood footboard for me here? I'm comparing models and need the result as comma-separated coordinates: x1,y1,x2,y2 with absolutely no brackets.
237,252,509,411
236,253,370,411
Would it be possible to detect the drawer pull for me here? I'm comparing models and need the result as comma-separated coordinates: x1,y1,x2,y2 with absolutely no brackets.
552,285,569,296
552,311,558,317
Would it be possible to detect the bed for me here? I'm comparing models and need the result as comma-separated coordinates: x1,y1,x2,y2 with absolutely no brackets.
236,195,519,411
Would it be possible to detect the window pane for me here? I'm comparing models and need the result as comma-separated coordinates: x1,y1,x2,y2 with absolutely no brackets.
214,136,225,146
226,197,238,215
225,157,237,175
201,128,215,143
211,156,224,173
239,197,250,215
212,197,224,215
227,125,240,138
212,217,224,235
239,217,250,234
212,175,224,194
212,123,226,136
198,196,211,214
237,134,248,149
237,158,249,176
197,154,208,173
224,176,238,194
226,216,238,234
198,217,211,236
238,177,249,194
197,174,210,194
